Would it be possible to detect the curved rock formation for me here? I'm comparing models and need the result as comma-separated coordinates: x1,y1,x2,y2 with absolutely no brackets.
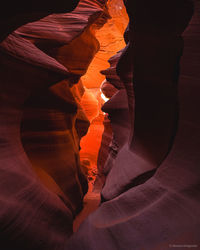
0,1,110,249
0,1,80,42
96,55,130,187
0,32,73,250
1,0,200,249
81,0,128,88
65,0,200,249
79,0,129,186
79,88,102,182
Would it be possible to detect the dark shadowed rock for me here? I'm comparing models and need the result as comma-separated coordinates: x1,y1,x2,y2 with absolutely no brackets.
0,0,109,249
65,1,200,249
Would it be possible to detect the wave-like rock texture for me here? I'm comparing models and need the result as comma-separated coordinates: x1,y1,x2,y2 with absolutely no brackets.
0,1,109,249
0,1,80,43
96,54,130,187
101,49,126,90
65,0,200,249
21,79,89,216
79,0,129,185
79,88,103,182
81,0,128,88
95,44,131,188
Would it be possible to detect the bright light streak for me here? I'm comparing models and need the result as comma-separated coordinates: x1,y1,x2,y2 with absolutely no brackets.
101,93,109,102
100,89,109,102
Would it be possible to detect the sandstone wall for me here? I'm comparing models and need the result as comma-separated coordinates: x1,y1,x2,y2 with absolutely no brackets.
65,1,200,249
0,1,109,249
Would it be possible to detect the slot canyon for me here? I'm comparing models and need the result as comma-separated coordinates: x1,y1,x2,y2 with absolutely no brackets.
0,0,200,250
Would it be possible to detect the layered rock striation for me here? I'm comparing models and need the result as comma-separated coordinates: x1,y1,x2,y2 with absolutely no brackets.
1,0,200,249
66,0,200,249
0,1,110,249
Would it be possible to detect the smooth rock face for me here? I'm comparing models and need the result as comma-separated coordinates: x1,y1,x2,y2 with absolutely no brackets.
95,46,131,188
79,88,104,183
1,0,200,250
81,0,129,88
0,33,73,250
65,0,200,249
21,79,89,215
0,1,80,42
0,0,109,249
78,0,128,184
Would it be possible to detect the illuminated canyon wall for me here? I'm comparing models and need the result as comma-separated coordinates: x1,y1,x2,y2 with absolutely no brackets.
0,0,200,250
79,0,128,185
0,1,109,249
66,1,200,250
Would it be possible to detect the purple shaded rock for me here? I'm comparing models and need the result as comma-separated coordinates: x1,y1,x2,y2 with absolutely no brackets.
0,0,109,249
65,1,200,249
